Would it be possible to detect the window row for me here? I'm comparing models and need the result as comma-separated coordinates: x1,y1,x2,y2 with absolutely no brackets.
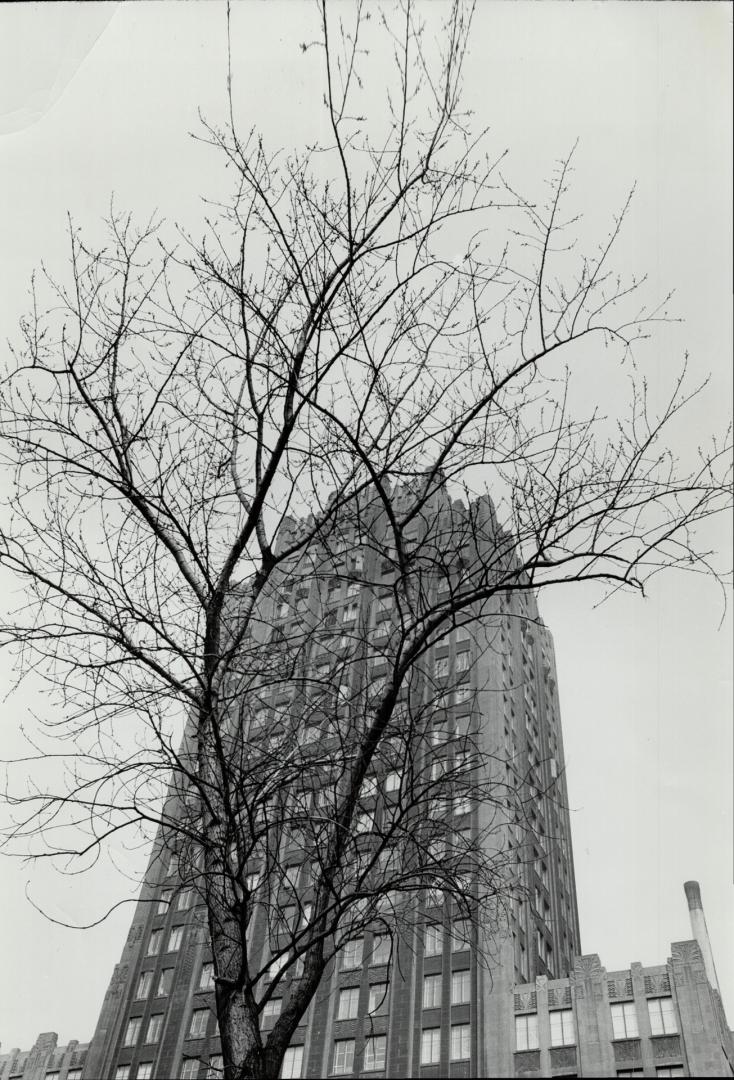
287,1024,472,1075
617,1070,684,1078
156,888,194,915
335,982,390,1019
514,997,678,1052
135,961,215,1000
123,1007,213,1048
419,1024,471,1065
113,1060,223,1080
421,969,471,1007
433,652,472,677
342,921,473,963
611,997,678,1039
516,1009,574,1050
146,925,185,956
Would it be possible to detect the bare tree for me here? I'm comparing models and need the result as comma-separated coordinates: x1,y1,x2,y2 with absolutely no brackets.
0,2,730,1078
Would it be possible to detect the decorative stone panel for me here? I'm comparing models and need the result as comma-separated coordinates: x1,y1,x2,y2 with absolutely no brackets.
613,1039,642,1063
644,974,671,996
550,1046,577,1069
574,954,602,977
652,1035,682,1060
607,977,633,999
513,992,537,1013
514,1050,541,1074
548,987,571,1008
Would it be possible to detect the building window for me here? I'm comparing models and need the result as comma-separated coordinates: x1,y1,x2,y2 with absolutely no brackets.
361,775,378,801
340,938,364,970
199,961,215,990
455,651,470,672
67,1072,82,1080
363,1035,387,1071
177,889,193,911
423,973,442,1009
135,970,154,999
515,1013,539,1051
266,950,289,981
207,1056,224,1079
189,1008,210,1039
44,1074,60,1080
115,1069,130,1080
420,1028,441,1065
370,934,391,965
123,1017,142,1047
145,1012,164,1043
451,969,471,1005
157,968,174,997
375,596,392,617
284,865,301,889
519,941,528,980
616,1072,644,1078
450,1023,471,1061
384,770,401,794
180,1061,199,1080
147,929,164,956
424,924,443,957
434,656,449,678
611,1002,639,1039
368,982,389,1014
262,999,282,1027
168,925,185,951
452,920,471,952
282,1046,304,1078
655,1069,685,1078
332,1039,355,1075
136,1066,154,1080
549,1009,575,1047
157,888,173,914
648,997,677,1036
337,987,360,1020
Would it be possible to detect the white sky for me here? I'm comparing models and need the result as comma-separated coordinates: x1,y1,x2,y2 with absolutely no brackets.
0,0,731,1053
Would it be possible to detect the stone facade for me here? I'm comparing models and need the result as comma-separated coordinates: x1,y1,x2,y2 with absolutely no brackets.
0,1033,88,1080
511,939,734,1078
76,490,732,1079
83,492,581,1079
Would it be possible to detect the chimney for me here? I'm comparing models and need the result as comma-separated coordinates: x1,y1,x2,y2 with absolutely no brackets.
684,880,721,992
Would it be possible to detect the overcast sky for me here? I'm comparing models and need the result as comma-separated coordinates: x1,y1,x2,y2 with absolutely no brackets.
0,0,731,1053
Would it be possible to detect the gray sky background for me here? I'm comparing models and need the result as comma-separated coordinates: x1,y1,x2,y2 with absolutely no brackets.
0,0,731,1052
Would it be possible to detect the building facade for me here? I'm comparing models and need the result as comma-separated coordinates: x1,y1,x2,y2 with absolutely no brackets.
83,491,583,1078
78,491,732,1079
0,1033,88,1080
511,921,734,1077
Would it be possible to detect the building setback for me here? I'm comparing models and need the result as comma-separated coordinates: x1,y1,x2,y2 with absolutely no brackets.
511,898,734,1077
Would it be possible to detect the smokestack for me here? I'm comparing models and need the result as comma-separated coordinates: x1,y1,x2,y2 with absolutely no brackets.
684,880,721,993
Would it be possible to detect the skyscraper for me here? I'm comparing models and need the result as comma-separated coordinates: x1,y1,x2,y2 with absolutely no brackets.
83,488,583,1079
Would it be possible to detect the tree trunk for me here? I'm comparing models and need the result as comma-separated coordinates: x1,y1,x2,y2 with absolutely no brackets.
215,972,286,1080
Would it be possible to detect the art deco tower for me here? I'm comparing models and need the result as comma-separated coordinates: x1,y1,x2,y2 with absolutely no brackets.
83,490,581,1080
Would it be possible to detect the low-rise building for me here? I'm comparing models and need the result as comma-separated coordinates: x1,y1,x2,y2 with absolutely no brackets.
0,1033,88,1080
511,883,734,1078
